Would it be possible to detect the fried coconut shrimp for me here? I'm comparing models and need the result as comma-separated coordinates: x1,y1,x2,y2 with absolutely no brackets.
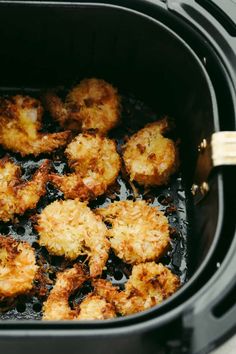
37,199,110,277
0,95,70,156
44,78,120,134
123,118,178,186
43,265,116,320
0,236,38,299
93,262,180,316
0,157,50,222
77,294,116,320
50,133,121,199
96,200,170,264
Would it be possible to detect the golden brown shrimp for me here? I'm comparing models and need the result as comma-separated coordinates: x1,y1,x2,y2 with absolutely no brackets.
77,294,116,320
43,265,116,320
123,118,178,186
0,235,38,299
50,133,121,200
0,95,70,156
44,78,120,134
43,263,179,319
0,157,50,222
93,262,180,316
36,199,110,277
43,265,88,320
96,200,170,264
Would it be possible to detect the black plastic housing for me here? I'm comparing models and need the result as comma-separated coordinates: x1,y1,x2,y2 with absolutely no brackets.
0,1,235,354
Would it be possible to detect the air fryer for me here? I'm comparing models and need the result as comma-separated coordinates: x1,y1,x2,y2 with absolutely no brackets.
0,1,235,354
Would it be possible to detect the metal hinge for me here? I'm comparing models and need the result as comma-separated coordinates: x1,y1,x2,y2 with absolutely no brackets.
192,131,236,203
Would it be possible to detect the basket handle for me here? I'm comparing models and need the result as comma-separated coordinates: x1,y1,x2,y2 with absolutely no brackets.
212,131,236,165
191,131,236,203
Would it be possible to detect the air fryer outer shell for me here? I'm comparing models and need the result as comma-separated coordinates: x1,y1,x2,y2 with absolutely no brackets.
0,1,235,354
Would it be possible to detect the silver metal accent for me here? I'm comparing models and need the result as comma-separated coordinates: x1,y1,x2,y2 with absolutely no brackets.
199,181,209,195
198,138,207,152
191,184,199,195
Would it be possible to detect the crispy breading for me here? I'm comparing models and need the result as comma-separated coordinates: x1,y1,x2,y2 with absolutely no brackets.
77,294,116,320
43,265,88,320
123,118,178,186
116,262,180,315
50,133,121,200
0,235,38,299
0,95,70,156
93,262,180,316
92,278,119,305
37,199,110,277
43,265,116,320
96,200,170,264
49,173,94,200
0,157,50,222
44,78,120,134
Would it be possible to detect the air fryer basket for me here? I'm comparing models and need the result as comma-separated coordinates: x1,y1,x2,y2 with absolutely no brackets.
0,1,235,354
